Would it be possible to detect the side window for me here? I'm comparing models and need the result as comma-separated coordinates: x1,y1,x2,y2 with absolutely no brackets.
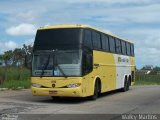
97,33,101,49
109,36,115,53
106,36,109,51
115,39,122,54
84,29,92,49
126,42,131,56
130,44,134,56
101,33,106,50
101,33,109,51
121,41,127,55
92,31,101,49
82,50,93,75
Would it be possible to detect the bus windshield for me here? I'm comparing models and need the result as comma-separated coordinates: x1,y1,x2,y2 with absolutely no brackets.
34,28,82,50
32,50,82,77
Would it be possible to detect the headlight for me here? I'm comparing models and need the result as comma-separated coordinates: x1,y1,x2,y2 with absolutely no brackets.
32,83,42,88
66,83,81,88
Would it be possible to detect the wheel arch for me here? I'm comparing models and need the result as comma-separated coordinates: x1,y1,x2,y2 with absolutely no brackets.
93,76,102,94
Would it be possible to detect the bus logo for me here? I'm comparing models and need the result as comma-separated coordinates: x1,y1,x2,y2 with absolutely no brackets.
118,57,129,63
52,84,56,88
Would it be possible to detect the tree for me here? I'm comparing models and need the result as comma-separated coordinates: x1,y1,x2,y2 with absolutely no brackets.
0,54,3,60
0,54,3,66
150,66,160,75
13,48,25,67
2,50,13,81
0,54,4,84
0,44,33,82
22,44,33,68
3,50,13,66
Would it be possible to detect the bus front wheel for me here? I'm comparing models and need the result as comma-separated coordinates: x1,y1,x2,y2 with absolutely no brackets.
90,80,99,100
51,96,61,101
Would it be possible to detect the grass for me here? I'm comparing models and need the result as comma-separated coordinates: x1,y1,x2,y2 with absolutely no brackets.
0,79,31,89
0,66,160,89
134,74,160,85
0,66,31,89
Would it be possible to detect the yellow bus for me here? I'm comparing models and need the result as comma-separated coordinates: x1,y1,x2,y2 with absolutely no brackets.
31,24,135,100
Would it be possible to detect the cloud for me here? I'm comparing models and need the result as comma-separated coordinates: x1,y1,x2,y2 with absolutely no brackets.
6,23,36,36
16,11,36,22
0,0,160,68
0,39,34,54
120,28,160,49
24,38,34,46
5,41,17,49
68,0,158,4
1,0,160,26
76,3,160,25
0,40,18,53
136,47,160,67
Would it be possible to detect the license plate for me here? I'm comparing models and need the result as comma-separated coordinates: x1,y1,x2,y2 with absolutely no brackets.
49,90,57,95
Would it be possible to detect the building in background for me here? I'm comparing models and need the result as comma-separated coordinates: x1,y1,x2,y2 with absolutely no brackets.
136,65,153,75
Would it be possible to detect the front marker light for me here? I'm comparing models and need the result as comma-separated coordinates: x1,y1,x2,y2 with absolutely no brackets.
32,83,42,88
66,83,81,88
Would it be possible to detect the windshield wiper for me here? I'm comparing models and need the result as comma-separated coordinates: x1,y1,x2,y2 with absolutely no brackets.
40,55,50,77
56,64,67,78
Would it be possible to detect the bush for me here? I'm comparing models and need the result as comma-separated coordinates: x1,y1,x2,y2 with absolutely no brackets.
0,66,31,89
135,74,160,85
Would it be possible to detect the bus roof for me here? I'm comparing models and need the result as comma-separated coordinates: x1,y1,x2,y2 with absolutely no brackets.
38,24,133,44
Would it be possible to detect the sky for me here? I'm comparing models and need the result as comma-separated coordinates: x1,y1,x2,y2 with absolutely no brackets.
0,0,160,69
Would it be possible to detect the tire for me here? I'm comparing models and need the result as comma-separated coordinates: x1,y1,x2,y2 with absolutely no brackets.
121,78,129,92
90,81,99,100
126,78,131,91
51,96,60,100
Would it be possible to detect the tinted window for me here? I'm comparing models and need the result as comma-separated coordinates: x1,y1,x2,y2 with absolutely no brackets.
92,31,101,49
83,29,92,49
126,42,131,56
121,41,127,55
101,34,109,51
34,28,81,50
115,39,122,54
130,44,134,56
109,36,115,53
82,50,93,75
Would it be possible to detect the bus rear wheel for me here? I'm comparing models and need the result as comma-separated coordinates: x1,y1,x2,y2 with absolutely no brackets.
121,78,129,92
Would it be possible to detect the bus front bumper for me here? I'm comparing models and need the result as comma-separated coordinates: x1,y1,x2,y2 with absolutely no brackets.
31,87,83,97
